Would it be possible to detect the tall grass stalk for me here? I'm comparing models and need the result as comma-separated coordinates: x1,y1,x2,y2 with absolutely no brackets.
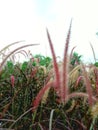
82,64,93,106
0,40,24,54
68,92,97,102
0,43,39,72
49,109,55,130
33,20,72,110
61,20,72,103
46,29,60,92
90,42,96,63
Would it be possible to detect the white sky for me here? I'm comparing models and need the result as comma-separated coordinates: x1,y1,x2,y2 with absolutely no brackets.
0,0,98,63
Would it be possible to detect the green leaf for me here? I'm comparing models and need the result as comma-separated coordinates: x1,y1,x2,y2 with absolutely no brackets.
94,62,98,67
7,61,14,74
21,61,28,71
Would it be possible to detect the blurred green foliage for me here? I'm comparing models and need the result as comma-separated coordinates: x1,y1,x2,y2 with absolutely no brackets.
70,52,82,66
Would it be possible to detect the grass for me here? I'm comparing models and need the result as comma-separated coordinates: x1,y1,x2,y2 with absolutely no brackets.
0,21,98,129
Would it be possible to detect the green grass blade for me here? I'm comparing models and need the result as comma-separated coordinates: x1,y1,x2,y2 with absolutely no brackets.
49,109,55,130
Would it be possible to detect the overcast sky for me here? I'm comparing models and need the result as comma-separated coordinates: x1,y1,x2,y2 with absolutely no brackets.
0,0,98,62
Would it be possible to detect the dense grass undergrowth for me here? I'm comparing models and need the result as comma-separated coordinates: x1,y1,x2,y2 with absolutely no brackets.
1,21,98,130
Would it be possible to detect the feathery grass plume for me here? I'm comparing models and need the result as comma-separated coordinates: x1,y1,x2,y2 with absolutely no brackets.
10,75,15,87
66,99,76,113
82,64,93,106
38,66,47,74
46,29,60,92
68,92,97,102
93,67,98,95
32,21,72,110
39,66,50,104
0,43,39,72
87,65,95,84
90,42,96,63
41,67,54,104
13,49,29,60
90,102,98,130
91,102,98,118
69,46,76,62
61,19,72,103
41,87,50,104
33,81,54,109
75,75,83,88
69,65,81,85
0,40,25,55
0,41,25,63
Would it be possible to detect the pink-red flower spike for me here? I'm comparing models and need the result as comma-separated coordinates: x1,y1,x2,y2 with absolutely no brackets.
75,76,83,88
46,29,60,92
94,68,98,95
11,75,15,87
61,20,72,103
32,20,72,110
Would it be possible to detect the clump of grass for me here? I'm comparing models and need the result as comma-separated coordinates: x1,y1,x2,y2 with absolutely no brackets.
33,20,72,109
33,20,97,109
32,21,98,129
0,54,52,129
1,22,98,129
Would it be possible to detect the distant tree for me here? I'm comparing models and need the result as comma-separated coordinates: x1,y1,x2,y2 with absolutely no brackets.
96,32,98,36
